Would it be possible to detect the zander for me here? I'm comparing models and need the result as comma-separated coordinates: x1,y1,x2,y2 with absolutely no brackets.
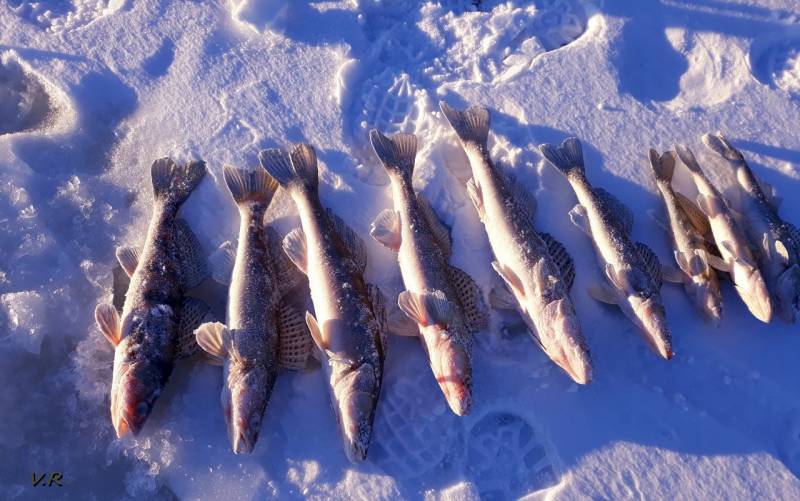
539,138,673,359
260,143,387,463
441,102,592,384
369,130,488,416
95,158,210,437
194,166,311,454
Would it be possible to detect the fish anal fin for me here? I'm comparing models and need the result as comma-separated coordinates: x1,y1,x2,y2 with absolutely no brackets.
662,264,685,284
489,285,518,311
587,283,619,304
305,312,327,352
466,178,485,222
327,209,367,273
416,193,452,257
491,261,525,299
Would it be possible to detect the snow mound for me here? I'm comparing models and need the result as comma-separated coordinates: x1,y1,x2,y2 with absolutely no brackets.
750,28,800,95
8,0,125,32
230,0,290,34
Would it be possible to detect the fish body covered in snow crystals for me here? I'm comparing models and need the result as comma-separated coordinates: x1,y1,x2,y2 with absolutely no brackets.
260,143,387,463
539,138,673,359
440,102,593,384
94,158,210,437
369,129,489,415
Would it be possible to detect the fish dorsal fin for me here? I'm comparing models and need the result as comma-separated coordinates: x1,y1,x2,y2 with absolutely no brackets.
282,227,308,275
208,240,236,286
702,132,744,163
507,173,537,221
267,227,303,294
595,187,633,235
277,302,312,370
539,233,575,290
753,173,782,210
174,219,209,289
466,178,485,222
568,204,591,235
326,208,367,273
416,193,452,257
775,240,790,263
370,209,402,252
194,322,228,366
636,242,663,287
177,297,211,358
674,192,712,237
492,261,525,298
115,246,140,278
489,285,517,310
368,284,389,347
398,289,455,327
587,283,619,304
95,303,122,346
304,311,327,351
448,265,489,332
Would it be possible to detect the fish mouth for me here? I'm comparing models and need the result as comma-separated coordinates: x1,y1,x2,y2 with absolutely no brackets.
113,402,148,438
540,300,593,384
687,280,723,326
733,264,773,323
332,363,380,463
631,297,673,360
232,430,255,455
431,334,473,416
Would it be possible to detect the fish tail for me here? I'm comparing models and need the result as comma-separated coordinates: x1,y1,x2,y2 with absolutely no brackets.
439,101,490,148
538,137,585,178
702,132,744,162
150,157,206,205
648,148,676,184
369,129,417,180
259,143,319,193
674,144,703,174
223,165,279,208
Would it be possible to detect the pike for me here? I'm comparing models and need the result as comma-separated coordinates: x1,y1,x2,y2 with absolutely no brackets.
94,158,210,437
369,130,489,416
194,166,311,454
440,102,592,384
259,143,387,463
539,138,673,360
702,132,800,322
674,144,773,323
648,149,723,325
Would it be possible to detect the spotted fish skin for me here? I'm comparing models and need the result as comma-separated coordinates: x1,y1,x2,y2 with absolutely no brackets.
702,132,800,323
94,158,208,438
260,143,386,463
441,102,593,384
540,138,673,360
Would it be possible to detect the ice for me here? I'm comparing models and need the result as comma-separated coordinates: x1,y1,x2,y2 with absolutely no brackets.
0,290,46,354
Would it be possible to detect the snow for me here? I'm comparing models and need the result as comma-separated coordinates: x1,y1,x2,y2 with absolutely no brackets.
2,0,800,499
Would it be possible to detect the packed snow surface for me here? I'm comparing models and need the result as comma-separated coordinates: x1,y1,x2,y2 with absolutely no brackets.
2,0,800,499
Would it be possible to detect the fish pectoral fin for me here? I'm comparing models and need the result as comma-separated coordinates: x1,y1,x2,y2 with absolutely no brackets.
277,302,313,371
466,178,486,222
705,251,730,272
775,239,790,264
491,261,526,299
282,227,309,275
208,240,236,286
489,285,517,311
662,263,686,283
370,209,402,252
175,219,210,289
327,209,368,273
448,265,489,332
398,289,455,327
115,246,140,278
304,311,328,352
177,297,212,358
674,192,712,237
194,321,228,365
95,303,122,346
568,204,591,235
540,232,575,290
587,283,619,305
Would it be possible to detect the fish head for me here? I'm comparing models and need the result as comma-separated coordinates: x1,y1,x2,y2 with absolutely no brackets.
627,294,673,359
732,261,773,323
425,325,473,416
111,356,170,438
538,299,593,384
686,275,723,326
329,358,381,463
225,363,272,454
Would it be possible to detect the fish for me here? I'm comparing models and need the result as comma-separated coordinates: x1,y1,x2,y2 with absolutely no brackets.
259,143,387,463
369,130,488,416
702,132,800,322
440,102,593,384
194,165,311,454
648,149,723,325
94,158,210,437
674,144,774,323
539,138,673,360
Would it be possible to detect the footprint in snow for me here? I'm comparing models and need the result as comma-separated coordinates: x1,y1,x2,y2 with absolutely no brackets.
750,31,800,95
464,407,561,499
0,55,63,136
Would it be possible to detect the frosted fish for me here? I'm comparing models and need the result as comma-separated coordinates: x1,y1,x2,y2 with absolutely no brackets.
440,102,592,384
260,143,387,463
194,166,311,454
94,158,210,437
369,130,488,416
539,138,673,360
674,144,773,323
648,149,723,324
702,132,800,322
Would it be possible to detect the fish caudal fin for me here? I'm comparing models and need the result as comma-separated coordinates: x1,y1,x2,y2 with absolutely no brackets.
674,144,703,174
439,101,490,148
369,129,417,180
648,149,676,184
259,144,319,192
223,165,279,208
151,157,206,206
538,137,585,178
702,132,744,162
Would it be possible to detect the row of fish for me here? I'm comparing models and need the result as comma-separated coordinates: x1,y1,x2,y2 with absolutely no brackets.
93,102,800,463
